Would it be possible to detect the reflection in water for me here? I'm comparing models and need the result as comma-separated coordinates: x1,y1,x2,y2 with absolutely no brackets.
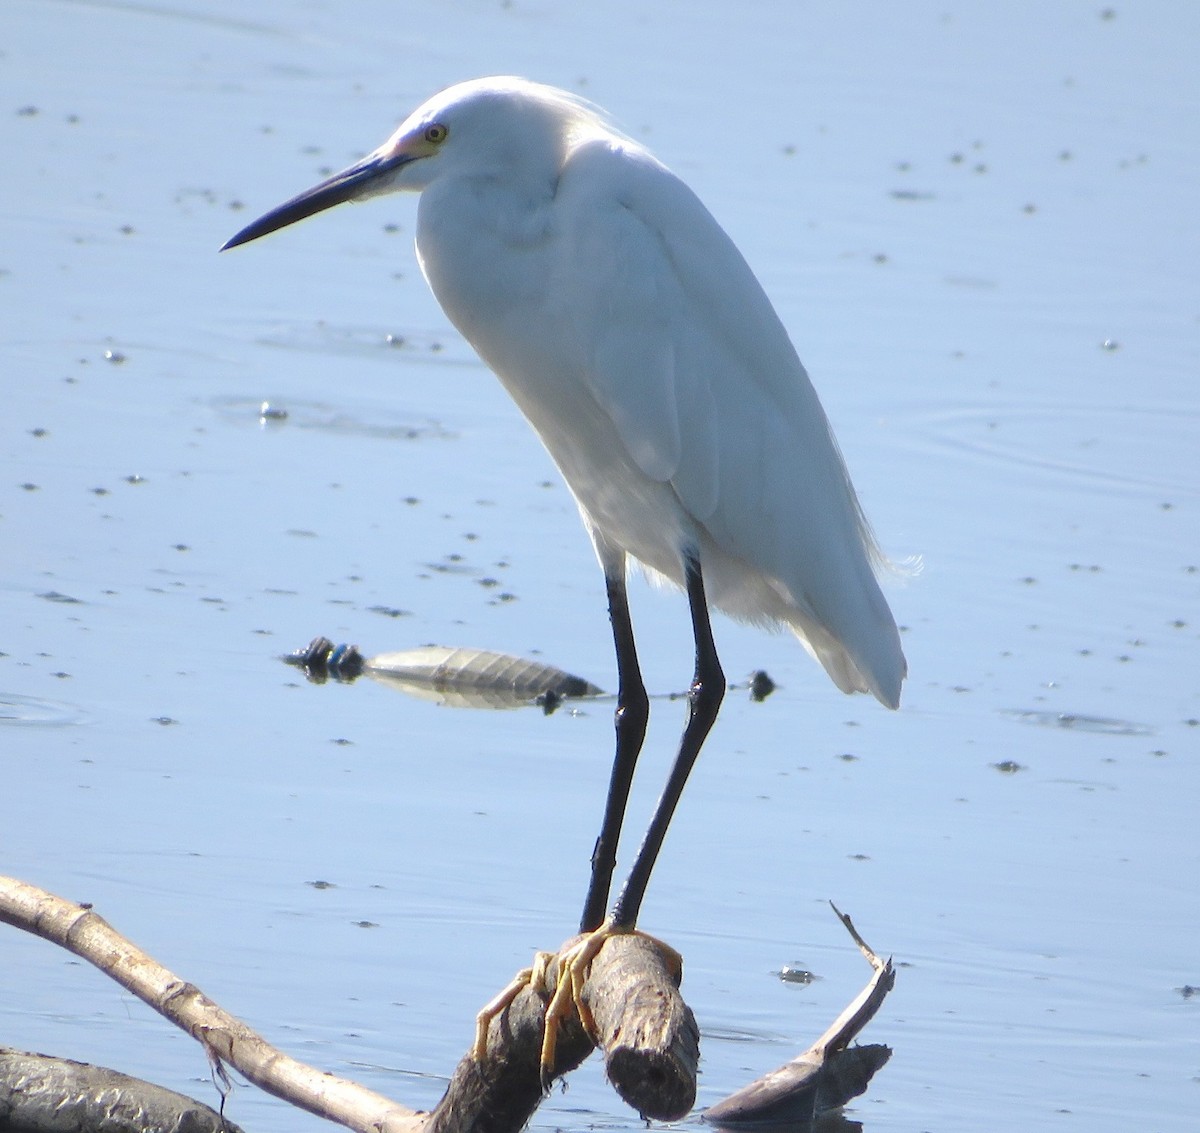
706,1118,862,1133
900,402,1200,495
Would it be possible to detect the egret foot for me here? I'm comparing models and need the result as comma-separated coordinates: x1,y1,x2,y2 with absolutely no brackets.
472,951,555,1061
539,921,683,1080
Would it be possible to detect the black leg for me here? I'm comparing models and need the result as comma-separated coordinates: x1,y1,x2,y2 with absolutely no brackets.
610,553,724,929
579,571,650,933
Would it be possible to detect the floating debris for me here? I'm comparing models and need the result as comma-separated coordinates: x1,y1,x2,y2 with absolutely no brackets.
368,605,411,619
38,590,82,604
777,963,818,985
748,670,776,702
286,637,365,680
285,636,602,710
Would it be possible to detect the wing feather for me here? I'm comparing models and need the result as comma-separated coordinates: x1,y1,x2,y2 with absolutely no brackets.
555,138,903,704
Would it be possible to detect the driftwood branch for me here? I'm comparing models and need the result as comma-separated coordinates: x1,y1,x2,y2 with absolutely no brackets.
0,875,422,1133
2,876,890,1133
703,903,895,1127
0,876,696,1133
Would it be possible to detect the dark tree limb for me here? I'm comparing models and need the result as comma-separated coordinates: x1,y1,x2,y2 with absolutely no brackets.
432,931,696,1132
702,903,895,1127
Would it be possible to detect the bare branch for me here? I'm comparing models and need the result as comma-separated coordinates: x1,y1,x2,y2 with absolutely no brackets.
0,875,422,1133
702,905,895,1127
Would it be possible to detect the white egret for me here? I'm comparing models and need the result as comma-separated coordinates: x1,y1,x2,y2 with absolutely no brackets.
224,76,905,1071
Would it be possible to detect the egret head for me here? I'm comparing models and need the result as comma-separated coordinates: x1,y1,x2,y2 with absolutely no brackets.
221,77,605,251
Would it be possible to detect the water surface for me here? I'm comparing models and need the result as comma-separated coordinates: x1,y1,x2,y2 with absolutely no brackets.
3,3,1197,1132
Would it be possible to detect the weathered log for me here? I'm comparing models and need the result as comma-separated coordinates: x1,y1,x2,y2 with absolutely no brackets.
441,930,698,1132
581,931,699,1119
0,1047,243,1133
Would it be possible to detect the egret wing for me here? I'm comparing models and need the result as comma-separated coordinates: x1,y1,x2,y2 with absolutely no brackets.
560,140,867,566
557,139,903,704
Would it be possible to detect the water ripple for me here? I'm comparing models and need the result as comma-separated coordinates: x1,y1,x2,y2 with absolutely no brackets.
1002,708,1153,737
898,402,1199,497
0,693,87,728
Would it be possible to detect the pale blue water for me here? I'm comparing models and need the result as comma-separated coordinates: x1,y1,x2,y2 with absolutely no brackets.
3,3,1198,1131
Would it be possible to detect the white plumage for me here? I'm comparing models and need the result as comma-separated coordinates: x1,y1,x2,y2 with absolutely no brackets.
376,77,905,707
224,76,906,947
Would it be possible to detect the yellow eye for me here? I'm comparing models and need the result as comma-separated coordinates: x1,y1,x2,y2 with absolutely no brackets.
424,123,448,145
